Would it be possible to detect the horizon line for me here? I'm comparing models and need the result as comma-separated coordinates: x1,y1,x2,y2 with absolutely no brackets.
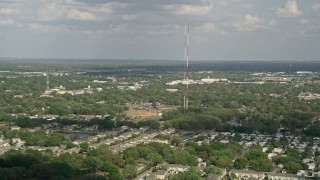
0,57,319,62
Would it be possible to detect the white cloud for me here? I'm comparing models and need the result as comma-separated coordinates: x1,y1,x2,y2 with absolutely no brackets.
164,1,213,16
121,14,136,21
0,8,19,15
67,9,97,21
216,0,252,9
195,23,226,34
217,0,240,6
235,14,266,31
28,23,69,33
312,4,320,12
38,2,99,21
38,3,66,21
275,0,302,18
0,18,15,26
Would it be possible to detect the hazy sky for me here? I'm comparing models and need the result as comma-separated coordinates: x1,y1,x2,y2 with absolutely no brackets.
0,0,319,61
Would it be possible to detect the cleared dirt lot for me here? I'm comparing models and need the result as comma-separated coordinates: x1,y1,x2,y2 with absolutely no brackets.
125,106,177,122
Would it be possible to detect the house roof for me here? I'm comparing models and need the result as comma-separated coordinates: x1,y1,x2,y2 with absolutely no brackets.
161,164,188,169
247,178,259,180
231,170,264,175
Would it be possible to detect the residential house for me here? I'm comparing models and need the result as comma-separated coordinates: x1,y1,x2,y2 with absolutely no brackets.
145,174,158,180
146,170,167,180
268,153,277,160
230,170,265,180
160,164,188,176
273,148,283,154
11,138,24,147
11,126,21,131
0,140,10,148
266,173,305,180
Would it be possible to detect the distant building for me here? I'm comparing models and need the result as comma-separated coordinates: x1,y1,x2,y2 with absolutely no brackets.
272,147,283,154
11,126,21,131
266,173,305,180
146,170,167,180
201,78,228,83
151,164,189,179
166,78,228,86
296,71,313,75
41,85,94,97
268,153,277,160
166,89,179,92
93,80,109,84
298,92,320,100
230,170,265,180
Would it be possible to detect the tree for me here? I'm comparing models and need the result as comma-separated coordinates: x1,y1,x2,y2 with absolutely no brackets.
26,134,45,146
245,147,273,172
100,162,119,175
245,147,267,161
210,156,232,168
66,142,77,149
51,162,74,178
279,137,289,147
136,146,153,159
137,120,160,129
79,142,90,153
97,149,125,167
55,153,83,171
285,161,303,174
234,157,248,169
4,151,41,168
170,167,202,180
171,136,182,146
109,174,125,180
146,153,163,166
232,133,242,142
123,148,140,161
44,135,63,147
204,166,222,175
266,145,274,153
286,147,300,159
123,165,137,179
89,118,115,131
305,125,320,137
0,167,26,180
250,159,273,172
169,148,198,166
302,147,313,159
32,163,55,179
82,157,101,173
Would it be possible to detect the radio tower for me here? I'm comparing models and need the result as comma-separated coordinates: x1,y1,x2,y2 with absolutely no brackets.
183,17,190,113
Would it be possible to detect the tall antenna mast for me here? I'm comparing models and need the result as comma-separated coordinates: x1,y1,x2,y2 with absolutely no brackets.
183,16,190,113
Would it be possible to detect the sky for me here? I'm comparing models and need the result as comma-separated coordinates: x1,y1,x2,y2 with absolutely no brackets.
0,0,320,61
